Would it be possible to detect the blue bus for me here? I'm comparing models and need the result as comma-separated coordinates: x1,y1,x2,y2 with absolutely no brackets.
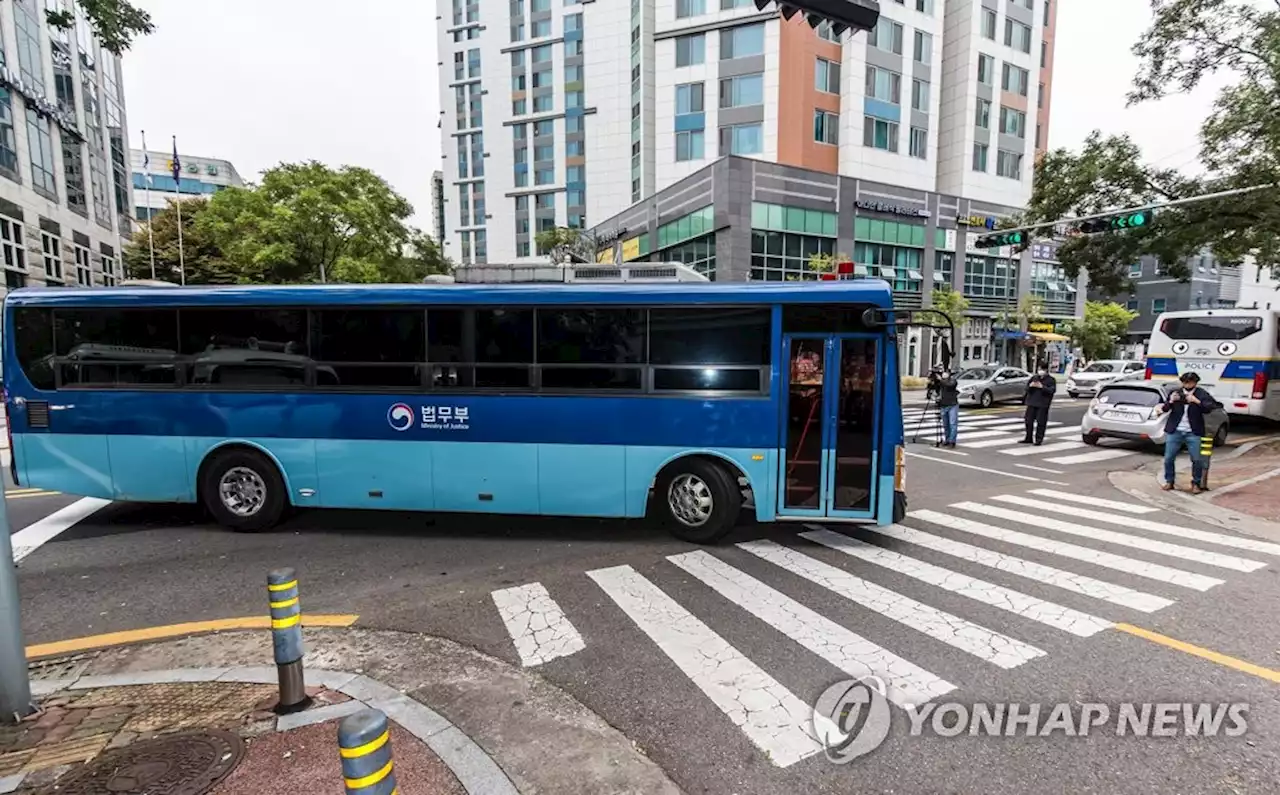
2,281,907,543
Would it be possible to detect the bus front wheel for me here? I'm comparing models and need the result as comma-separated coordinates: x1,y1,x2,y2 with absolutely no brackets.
201,448,287,532
655,458,741,544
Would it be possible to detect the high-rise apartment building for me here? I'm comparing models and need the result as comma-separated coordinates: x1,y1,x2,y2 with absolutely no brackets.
437,0,1057,265
0,0,135,295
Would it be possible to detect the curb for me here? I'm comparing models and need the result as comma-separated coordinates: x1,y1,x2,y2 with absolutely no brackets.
0,667,519,795
1108,467,1280,542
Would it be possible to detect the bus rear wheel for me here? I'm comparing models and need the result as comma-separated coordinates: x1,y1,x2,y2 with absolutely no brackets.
655,458,741,544
201,448,287,532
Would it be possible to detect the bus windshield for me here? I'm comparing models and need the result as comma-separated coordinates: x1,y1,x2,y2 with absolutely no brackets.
1159,316,1263,340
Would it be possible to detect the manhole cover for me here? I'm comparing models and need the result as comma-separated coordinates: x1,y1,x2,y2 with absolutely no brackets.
40,730,245,795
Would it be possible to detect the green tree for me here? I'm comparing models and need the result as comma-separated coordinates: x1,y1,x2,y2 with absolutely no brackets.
122,199,238,284
929,288,969,365
1062,301,1138,361
380,231,453,283
197,161,416,284
1025,0,1280,295
43,0,154,55
534,226,582,264
803,251,848,280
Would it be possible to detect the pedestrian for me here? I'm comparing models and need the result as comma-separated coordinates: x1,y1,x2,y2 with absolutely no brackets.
1021,360,1056,446
1158,372,1220,494
935,367,959,448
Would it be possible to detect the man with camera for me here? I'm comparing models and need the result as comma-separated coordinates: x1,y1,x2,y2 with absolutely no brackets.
930,366,960,448
1157,371,1220,494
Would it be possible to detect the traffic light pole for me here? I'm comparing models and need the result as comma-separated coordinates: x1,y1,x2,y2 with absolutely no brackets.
0,493,34,724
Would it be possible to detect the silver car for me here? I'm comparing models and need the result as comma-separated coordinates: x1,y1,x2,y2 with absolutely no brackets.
956,366,1032,408
1065,360,1146,398
1081,379,1230,447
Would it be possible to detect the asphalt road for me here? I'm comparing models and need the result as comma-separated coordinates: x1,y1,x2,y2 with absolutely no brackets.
9,403,1280,794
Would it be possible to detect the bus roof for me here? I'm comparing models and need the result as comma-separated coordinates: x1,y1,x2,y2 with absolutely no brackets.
1,280,895,309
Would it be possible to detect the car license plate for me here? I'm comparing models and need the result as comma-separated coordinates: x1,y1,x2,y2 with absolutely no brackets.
1103,410,1143,422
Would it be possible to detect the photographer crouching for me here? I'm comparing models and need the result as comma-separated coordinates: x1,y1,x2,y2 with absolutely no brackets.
929,365,960,448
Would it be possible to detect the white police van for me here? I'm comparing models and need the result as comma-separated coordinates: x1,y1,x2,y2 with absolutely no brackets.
1145,309,1280,419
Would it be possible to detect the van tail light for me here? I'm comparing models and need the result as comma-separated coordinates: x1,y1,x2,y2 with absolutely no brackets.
1144,365,1152,380
1253,371,1269,400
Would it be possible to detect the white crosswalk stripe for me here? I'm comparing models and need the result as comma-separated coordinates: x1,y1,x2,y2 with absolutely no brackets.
1000,440,1084,456
494,487,1277,767
587,564,825,767
1043,448,1137,465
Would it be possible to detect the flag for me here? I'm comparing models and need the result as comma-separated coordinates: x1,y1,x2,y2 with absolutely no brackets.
171,137,181,183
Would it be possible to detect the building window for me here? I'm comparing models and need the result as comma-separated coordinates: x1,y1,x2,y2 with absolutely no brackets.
675,33,705,66
869,17,903,54
535,167,554,185
657,235,717,280
1002,63,1030,96
916,0,934,13
0,218,24,274
1152,298,1167,313
676,0,705,18
978,53,994,85
719,73,764,108
510,22,525,42
676,82,704,114
908,127,927,159
1041,39,1048,67
815,57,840,94
676,130,705,161
981,8,996,39
41,231,61,280
13,0,43,91
972,143,988,172
0,89,17,180
100,253,116,286
532,0,550,10
1126,299,1139,312
813,111,839,145
912,30,932,65
816,20,841,42
532,44,552,63
533,95,554,112
863,117,899,152
1129,262,1143,278
975,98,991,128
565,12,583,31
855,243,924,292
720,23,764,59
27,111,56,198
719,123,763,155
750,230,835,281
999,106,1026,138
911,79,929,112
1004,19,1032,53
74,244,90,285
531,18,551,37
963,255,1017,299
512,98,527,116
1038,82,1045,108
996,149,1023,179
865,66,901,104
62,133,87,216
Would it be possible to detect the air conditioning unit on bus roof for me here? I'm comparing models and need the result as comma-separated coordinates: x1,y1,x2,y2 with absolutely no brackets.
448,262,710,284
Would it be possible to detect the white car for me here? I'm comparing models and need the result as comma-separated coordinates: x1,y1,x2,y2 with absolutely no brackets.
1065,360,1146,398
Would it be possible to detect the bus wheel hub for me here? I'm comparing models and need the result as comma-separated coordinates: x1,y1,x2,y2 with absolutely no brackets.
669,473,713,527
219,466,267,517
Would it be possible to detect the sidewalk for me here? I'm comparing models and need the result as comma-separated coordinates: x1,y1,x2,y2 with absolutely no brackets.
1109,439,1280,542
1,628,682,795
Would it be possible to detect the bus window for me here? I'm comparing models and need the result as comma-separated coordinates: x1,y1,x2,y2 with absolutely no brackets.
537,308,644,391
179,308,308,387
1159,316,1262,340
313,308,425,389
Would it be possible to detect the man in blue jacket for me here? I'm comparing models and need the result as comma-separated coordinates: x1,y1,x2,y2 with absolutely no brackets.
1158,372,1221,494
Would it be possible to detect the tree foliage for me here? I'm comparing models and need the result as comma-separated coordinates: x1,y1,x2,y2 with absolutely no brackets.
535,226,583,264
43,0,154,55
1062,301,1139,361
929,288,970,333
123,162,449,285
1025,0,1280,296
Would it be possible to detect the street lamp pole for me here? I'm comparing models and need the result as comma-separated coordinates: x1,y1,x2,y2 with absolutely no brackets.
0,493,33,723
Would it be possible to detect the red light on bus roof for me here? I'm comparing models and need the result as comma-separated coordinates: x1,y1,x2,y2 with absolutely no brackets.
837,260,854,274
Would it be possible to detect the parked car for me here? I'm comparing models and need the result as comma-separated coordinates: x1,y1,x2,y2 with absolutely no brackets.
1081,379,1230,447
1065,360,1146,398
956,366,1032,408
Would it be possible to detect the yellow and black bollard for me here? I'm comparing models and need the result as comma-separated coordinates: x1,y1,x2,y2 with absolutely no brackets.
1200,435,1214,490
267,567,312,714
339,708,398,795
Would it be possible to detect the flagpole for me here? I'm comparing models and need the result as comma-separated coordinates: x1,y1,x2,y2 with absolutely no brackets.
172,136,185,286
141,130,155,279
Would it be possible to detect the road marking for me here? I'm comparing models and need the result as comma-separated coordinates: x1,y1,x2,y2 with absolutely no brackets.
797,529,1111,637
587,564,824,767
959,436,1030,449
10,497,112,563
491,582,585,667
932,446,969,456
994,495,1280,558
869,523,1172,612
910,509,1223,591
1043,426,1081,437
25,614,360,658
715,543,1042,670
1114,623,1280,685
6,490,62,500
905,452,1068,485
1043,448,1136,465
1026,489,1159,515
668,550,961,701
1016,464,1065,474
1224,433,1280,447
1000,440,1085,457
960,501,1264,573
955,429,1019,440
6,487,50,495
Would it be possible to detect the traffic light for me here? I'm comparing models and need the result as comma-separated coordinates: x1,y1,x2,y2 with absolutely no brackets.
752,0,880,35
1076,209,1154,235
974,230,1026,249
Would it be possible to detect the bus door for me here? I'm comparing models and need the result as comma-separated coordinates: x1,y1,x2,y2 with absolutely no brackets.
778,334,880,519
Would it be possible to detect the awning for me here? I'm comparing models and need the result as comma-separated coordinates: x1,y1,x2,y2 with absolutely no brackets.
1029,331,1069,342
907,270,923,280
854,264,870,277
879,266,897,278
932,270,946,281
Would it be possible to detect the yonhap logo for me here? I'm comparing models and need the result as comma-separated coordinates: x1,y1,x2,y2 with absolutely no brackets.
813,676,892,763
387,403,414,431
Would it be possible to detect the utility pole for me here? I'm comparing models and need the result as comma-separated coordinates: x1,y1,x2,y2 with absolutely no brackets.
0,493,34,723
